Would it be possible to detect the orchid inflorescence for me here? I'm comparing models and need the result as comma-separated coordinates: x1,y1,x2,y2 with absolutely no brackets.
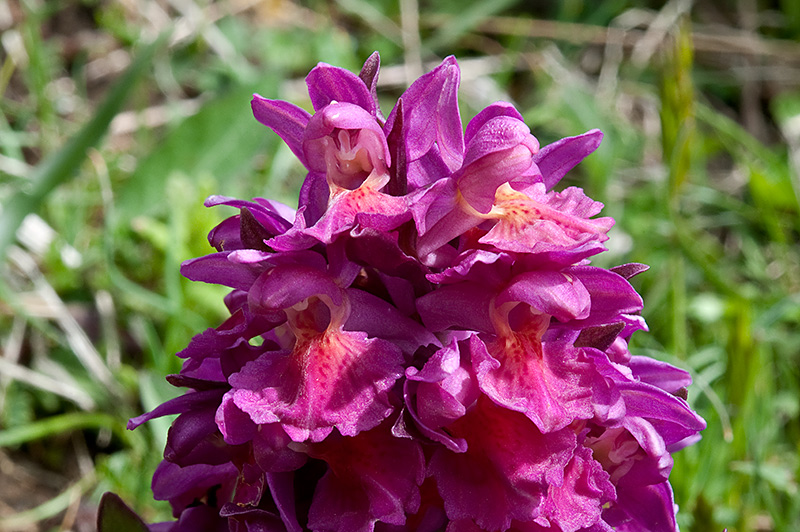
129,53,706,532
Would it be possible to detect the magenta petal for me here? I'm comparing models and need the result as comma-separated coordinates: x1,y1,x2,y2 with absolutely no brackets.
297,171,330,228
464,102,525,146
410,178,484,257
385,56,464,180
416,282,495,334
306,62,376,115
302,102,390,175
456,118,538,214
533,129,603,191
181,252,264,291
248,264,343,312
231,329,404,441
612,480,679,532
404,337,479,452
431,396,576,531
618,381,707,447
251,95,311,167
628,356,693,394
307,426,425,532
472,338,599,433
569,266,644,320
537,446,615,532
426,249,513,287
303,187,409,244
497,270,592,322
479,184,614,256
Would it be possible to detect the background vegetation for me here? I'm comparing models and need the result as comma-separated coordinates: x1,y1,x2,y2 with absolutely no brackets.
1,0,799,530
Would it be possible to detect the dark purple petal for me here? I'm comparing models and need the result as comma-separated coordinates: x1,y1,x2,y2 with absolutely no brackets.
416,282,495,334
609,262,649,280
344,288,440,355
181,252,265,291
152,460,237,515
307,425,425,532
267,472,304,532
152,505,229,532
128,389,224,430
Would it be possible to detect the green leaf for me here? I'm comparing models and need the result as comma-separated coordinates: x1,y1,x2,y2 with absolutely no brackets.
0,411,126,447
97,492,150,532
116,79,278,222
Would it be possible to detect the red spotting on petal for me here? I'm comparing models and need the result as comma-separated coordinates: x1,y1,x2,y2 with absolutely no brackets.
307,424,425,532
305,175,410,243
480,184,613,255
473,332,599,434
231,327,404,442
431,395,577,531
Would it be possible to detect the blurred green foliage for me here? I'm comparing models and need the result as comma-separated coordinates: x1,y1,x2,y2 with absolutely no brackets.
1,0,799,531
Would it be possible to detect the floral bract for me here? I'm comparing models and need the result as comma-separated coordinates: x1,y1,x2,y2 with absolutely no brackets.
130,53,705,532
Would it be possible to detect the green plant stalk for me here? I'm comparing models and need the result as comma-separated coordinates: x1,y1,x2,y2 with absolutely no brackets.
0,473,96,530
659,15,695,199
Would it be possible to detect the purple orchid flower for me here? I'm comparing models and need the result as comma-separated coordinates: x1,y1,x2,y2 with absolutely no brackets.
124,53,705,532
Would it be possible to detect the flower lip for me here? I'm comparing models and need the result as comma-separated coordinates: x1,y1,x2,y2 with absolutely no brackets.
303,101,391,191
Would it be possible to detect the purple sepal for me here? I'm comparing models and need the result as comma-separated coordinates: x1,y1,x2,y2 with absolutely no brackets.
128,389,224,430
152,460,237,516
251,96,311,167
385,56,464,189
306,62,377,116
358,52,384,123
533,129,603,191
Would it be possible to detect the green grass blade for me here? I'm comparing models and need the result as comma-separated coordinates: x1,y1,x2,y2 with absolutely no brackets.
0,411,127,447
0,31,170,261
